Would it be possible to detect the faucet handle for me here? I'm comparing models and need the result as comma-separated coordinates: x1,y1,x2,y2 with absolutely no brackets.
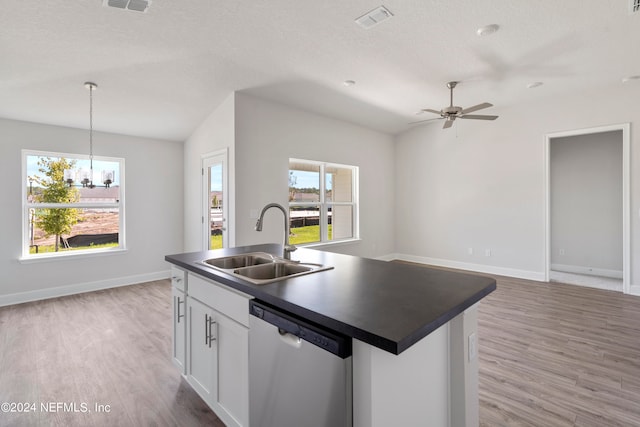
283,244,297,259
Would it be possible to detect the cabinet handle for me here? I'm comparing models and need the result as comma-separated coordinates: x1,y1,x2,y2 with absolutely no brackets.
172,276,182,283
205,314,217,348
176,296,184,323
205,314,209,346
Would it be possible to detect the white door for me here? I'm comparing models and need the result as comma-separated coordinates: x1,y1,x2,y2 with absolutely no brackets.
203,151,228,250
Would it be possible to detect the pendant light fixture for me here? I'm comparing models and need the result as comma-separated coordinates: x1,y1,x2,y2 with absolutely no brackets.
62,82,116,189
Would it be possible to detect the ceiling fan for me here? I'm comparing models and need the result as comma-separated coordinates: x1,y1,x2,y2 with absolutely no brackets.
411,81,498,129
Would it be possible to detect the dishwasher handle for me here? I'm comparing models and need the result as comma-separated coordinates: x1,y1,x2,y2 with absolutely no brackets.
278,328,303,348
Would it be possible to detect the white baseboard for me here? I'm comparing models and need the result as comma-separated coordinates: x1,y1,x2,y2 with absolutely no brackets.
550,263,623,279
628,285,640,297
379,253,545,282
0,270,171,308
375,253,399,262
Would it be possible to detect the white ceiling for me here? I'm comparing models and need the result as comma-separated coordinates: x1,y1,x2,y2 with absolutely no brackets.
1,0,639,141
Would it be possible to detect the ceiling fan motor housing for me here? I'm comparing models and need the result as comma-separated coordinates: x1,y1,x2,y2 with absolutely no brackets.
443,106,463,116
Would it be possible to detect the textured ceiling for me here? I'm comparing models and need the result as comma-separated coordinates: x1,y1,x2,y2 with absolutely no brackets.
1,0,639,141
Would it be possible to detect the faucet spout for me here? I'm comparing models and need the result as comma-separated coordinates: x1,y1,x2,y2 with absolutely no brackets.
255,203,297,259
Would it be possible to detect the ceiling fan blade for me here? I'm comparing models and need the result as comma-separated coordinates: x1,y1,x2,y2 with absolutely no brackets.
461,102,493,114
460,114,498,120
443,119,454,129
421,109,442,115
409,117,443,125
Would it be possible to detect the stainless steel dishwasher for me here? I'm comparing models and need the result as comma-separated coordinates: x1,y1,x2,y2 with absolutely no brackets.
249,300,352,427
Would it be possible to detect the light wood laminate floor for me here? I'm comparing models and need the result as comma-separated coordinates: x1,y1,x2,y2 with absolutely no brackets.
478,274,640,426
0,280,221,427
2,274,640,426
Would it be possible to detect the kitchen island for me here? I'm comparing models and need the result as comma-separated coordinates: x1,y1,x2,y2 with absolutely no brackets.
166,244,496,427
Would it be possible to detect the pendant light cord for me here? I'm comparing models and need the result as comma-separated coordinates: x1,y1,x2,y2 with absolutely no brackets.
84,81,97,188
89,84,94,176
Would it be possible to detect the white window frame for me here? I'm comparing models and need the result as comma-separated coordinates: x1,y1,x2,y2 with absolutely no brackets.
289,158,359,246
20,149,126,261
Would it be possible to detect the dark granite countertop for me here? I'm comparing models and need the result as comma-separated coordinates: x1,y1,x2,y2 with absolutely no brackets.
166,244,496,355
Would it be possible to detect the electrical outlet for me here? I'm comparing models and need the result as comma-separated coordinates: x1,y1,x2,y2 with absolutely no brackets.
467,247,473,255
559,248,565,256
468,332,477,362
485,249,491,257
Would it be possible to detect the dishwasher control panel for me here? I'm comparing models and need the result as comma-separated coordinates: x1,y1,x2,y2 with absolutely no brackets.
250,300,352,358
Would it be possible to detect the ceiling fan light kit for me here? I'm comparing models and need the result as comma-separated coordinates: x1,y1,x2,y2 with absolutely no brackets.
411,81,499,129
476,24,500,37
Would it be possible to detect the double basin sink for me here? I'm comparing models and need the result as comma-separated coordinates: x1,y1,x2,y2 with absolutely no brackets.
199,252,332,285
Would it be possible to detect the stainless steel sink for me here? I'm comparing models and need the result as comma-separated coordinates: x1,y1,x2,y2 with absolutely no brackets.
234,262,313,280
199,252,332,285
201,252,275,269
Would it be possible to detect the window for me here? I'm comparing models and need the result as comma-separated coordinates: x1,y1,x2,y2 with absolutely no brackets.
288,159,358,246
22,150,125,259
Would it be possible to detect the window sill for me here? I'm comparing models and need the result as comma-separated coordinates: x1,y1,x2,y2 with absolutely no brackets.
18,248,128,264
296,238,361,249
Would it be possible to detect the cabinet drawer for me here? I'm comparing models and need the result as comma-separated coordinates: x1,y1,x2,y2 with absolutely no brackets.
188,274,251,327
171,267,186,291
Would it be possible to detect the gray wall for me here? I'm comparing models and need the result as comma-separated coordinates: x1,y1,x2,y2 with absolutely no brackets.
0,118,184,305
182,93,396,259
233,93,396,259
183,93,236,252
394,81,639,293
550,131,623,275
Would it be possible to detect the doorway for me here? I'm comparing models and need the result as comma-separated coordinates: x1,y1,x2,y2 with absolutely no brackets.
544,124,630,293
203,150,228,250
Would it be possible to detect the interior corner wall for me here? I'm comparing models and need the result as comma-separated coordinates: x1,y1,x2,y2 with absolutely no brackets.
0,118,184,303
183,93,236,252
550,131,623,274
233,93,395,259
394,82,640,286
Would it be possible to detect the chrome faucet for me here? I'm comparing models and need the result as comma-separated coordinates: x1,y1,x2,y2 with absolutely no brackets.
255,203,297,260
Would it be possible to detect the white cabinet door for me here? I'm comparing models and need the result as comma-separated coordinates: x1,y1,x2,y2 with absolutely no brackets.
171,286,186,373
214,313,249,427
186,297,218,406
181,273,250,427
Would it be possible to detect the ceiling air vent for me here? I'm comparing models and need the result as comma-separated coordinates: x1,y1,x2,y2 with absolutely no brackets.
103,0,151,13
631,0,640,14
355,6,393,29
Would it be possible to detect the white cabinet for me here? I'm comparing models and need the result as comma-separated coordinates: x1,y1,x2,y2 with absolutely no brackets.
171,267,187,374
186,296,217,401
215,311,249,426
183,273,251,427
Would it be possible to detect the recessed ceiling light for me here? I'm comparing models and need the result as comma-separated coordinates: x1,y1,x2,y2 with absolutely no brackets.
476,24,499,37
343,80,356,87
622,75,640,83
527,82,544,89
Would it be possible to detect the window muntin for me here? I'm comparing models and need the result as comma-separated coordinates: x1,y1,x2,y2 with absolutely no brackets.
22,150,125,258
289,159,357,246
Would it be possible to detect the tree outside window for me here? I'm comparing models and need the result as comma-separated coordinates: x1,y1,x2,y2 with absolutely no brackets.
29,157,80,252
